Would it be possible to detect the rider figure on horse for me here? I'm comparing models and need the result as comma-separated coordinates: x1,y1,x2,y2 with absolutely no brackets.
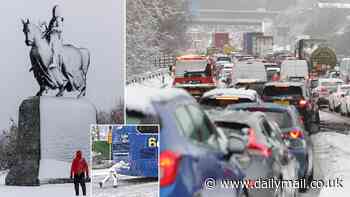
47,5,67,93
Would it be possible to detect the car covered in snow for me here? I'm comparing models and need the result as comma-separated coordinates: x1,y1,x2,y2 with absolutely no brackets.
226,103,314,189
262,81,320,132
312,78,344,107
233,78,266,95
212,111,299,197
328,84,350,112
340,89,350,116
126,86,247,197
199,88,262,110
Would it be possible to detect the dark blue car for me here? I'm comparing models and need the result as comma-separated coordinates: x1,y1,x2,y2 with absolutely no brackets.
126,87,248,197
227,103,313,192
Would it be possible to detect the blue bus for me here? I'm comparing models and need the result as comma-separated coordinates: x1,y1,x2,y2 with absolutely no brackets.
111,125,158,177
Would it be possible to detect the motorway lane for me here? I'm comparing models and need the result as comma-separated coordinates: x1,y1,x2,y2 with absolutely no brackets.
92,169,158,197
301,110,350,197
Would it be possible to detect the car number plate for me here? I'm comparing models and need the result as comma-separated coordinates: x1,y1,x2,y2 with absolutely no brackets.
274,100,290,105
189,89,201,95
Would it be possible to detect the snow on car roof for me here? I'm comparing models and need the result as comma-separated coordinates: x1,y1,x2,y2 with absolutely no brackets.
213,110,265,124
126,86,192,115
318,78,344,83
236,78,264,83
202,88,258,99
265,81,304,87
216,61,231,64
266,67,280,71
281,59,307,65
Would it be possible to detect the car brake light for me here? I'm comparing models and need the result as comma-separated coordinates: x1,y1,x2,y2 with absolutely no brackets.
283,129,304,139
247,128,272,157
299,99,308,108
160,150,181,187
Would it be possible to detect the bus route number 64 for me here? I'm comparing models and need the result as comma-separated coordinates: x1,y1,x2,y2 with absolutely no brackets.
148,136,158,148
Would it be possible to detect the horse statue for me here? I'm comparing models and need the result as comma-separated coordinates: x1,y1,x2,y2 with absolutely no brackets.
21,18,90,97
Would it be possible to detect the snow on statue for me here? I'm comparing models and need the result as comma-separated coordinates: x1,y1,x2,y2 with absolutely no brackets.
21,5,90,98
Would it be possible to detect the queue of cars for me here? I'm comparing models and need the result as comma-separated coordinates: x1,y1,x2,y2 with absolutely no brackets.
126,55,325,197
309,74,350,117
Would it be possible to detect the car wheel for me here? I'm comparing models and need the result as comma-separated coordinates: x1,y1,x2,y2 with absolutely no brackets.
335,105,340,113
329,103,333,111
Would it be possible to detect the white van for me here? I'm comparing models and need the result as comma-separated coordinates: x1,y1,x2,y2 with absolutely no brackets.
339,58,350,82
281,60,309,81
232,61,267,83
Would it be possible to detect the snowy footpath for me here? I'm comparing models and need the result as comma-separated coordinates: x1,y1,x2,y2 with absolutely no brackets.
0,171,91,197
92,168,158,197
311,132,350,197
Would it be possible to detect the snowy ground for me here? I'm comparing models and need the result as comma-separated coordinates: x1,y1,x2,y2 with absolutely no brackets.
0,171,91,197
301,110,350,197
91,168,158,197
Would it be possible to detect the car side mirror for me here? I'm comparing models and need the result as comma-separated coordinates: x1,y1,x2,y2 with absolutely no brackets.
312,92,319,97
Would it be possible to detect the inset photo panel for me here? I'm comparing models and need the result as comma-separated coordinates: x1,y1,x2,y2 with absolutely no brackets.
91,124,159,197
0,0,123,196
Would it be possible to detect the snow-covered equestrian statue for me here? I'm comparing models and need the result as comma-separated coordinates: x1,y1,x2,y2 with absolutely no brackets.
21,5,90,97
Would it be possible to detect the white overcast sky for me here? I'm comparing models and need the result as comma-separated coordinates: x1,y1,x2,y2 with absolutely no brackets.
0,0,124,128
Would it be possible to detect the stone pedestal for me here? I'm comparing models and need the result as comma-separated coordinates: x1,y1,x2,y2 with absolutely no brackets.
5,96,96,186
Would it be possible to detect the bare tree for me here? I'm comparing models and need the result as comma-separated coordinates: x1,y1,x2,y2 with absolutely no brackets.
0,119,17,170
126,0,191,76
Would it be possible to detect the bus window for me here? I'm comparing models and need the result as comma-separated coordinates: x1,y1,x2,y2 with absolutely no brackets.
136,125,159,134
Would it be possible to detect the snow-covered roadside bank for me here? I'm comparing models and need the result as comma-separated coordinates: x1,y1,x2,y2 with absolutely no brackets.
311,132,350,197
0,171,91,197
127,74,172,89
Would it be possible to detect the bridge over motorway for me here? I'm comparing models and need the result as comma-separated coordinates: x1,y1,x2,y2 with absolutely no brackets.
190,9,281,32
193,9,280,24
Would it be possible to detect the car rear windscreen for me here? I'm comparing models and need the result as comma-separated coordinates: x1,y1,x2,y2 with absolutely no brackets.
238,108,293,129
263,111,293,129
215,122,248,136
175,60,208,77
217,57,231,62
263,86,302,97
200,97,254,108
235,82,265,95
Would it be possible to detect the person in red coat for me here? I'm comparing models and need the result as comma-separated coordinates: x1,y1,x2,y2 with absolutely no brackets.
70,150,89,196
